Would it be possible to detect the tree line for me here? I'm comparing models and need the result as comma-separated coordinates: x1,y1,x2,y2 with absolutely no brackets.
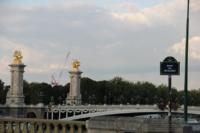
0,77,200,109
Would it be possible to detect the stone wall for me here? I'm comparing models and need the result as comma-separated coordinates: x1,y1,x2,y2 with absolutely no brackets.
0,104,46,118
87,116,200,133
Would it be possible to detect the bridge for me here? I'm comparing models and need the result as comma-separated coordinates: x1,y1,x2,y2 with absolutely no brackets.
47,104,200,120
1,106,200,133
1,103,200,120
1,104,200,133
1,51,200,133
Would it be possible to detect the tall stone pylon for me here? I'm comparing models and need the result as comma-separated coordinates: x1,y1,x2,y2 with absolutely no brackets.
66,60,82,105
6,50,25,105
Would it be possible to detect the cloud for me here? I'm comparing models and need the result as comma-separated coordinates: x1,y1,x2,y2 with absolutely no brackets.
0,56,10,74
0,37,45,63
110,0,200,26
0,37,62,75
0,35,74,85
111,12,150,25
110,0,186,26
0,0,200,89
169,36,200,60
191,1,200,12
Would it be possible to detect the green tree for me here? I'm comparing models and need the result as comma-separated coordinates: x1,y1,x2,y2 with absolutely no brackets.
156,85,168,110
0,80,9,104
81,77,98,104
6,76,198,107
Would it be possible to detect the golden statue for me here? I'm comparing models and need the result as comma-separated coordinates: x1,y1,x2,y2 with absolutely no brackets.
13,50,23,64
72,59,80,71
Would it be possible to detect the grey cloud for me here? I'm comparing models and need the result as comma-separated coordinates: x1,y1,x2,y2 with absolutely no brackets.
0,1,200,89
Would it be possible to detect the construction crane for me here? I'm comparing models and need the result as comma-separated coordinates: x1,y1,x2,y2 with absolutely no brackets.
58,52,71,79
51,51,71,86
51,74,58,86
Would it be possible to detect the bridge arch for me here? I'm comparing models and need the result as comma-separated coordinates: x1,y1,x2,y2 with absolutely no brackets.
26,112,37,118
61,109,164,121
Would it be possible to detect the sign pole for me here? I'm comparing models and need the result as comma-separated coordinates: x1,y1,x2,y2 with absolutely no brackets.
168,75,172,133
168,75,172,121
160,56,180,131
184,0,190,123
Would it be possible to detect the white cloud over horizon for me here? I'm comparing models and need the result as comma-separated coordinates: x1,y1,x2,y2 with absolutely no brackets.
0,0,200,90
110,0,183,26
170,36,200,60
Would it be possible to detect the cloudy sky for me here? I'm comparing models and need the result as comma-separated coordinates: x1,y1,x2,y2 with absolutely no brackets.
0,0,200,90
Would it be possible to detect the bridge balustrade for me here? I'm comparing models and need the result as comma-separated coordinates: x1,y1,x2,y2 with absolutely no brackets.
24,104,200,120
0,118,87,133
47,104,159,120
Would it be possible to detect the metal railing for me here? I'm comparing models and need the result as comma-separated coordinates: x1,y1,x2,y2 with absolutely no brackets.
0,118,87,133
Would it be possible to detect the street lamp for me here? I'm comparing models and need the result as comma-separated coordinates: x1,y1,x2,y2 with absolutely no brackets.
184,0,190,123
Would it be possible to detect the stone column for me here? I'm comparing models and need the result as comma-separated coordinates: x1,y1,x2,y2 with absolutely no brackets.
66,71,82,105
6,64,25,105
6,51,26,105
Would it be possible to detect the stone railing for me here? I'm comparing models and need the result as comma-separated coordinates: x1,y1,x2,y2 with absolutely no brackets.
0,118,87,133
48,104,159,119
47,105,200,120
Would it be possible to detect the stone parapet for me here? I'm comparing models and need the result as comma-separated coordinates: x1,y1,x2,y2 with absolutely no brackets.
0,118,87,133
87,116,200,133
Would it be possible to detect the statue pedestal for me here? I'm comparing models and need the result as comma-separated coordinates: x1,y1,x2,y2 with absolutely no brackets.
6,64,25,105
66,71,82,105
